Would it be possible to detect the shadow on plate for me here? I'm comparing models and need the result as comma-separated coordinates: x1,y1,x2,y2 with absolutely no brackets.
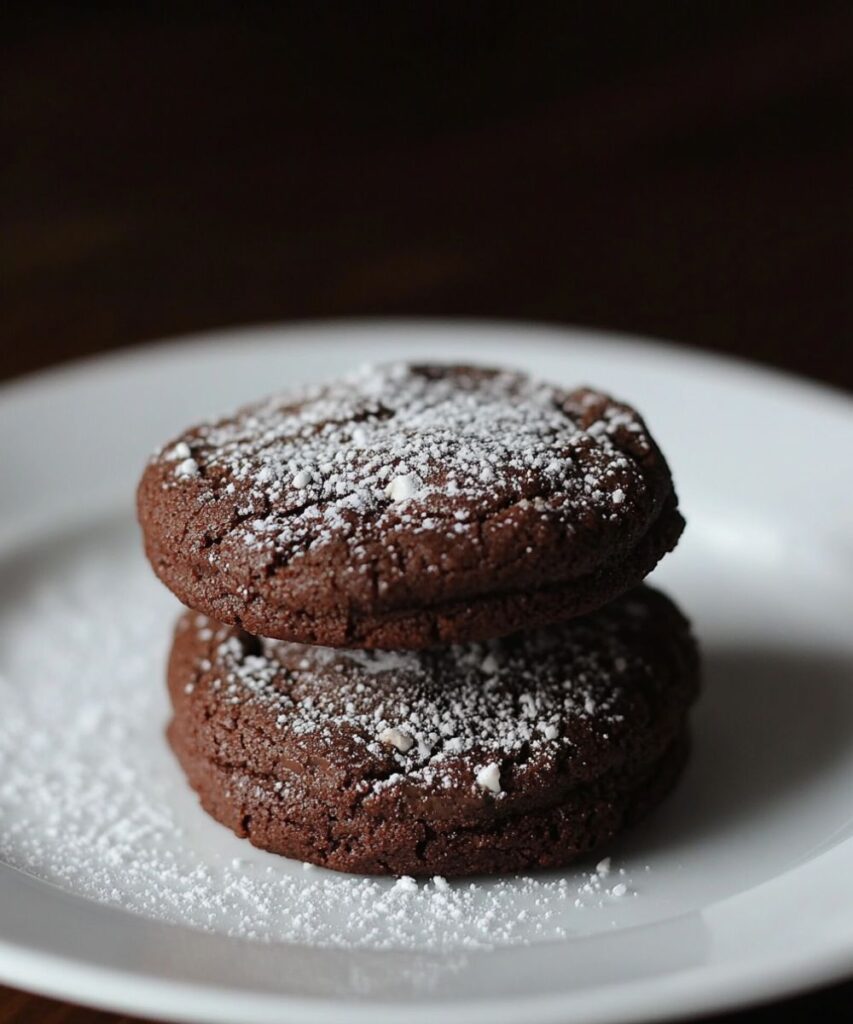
625,645,853,856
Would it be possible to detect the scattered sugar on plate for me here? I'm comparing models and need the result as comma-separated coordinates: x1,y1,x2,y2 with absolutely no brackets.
0,519,642,952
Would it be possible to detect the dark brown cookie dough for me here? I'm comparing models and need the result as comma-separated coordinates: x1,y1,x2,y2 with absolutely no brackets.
166,585,700,876
139,363,684,648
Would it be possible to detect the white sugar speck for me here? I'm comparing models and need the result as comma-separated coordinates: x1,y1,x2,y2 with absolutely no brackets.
385,473,421,502
166,441,192,461
175,457,199,479
480,653,499,675
378,726,414,753
475,763,502,794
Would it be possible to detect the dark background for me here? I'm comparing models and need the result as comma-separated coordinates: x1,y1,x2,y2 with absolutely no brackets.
1,3,852,1022
2,2,852,389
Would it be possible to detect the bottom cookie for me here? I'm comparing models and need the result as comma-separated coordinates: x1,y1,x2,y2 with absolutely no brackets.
167,585,699,876
169,725,689,877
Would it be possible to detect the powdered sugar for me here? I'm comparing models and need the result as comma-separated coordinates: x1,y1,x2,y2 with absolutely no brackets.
165,441,192,461
0,518,642,952
378,726,415,753
187,596,645,798
475,763,502,794
385,473,423,502
153,363,650,563
174,457,199,479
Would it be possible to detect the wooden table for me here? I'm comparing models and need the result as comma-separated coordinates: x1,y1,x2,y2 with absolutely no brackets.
2,5,852,1021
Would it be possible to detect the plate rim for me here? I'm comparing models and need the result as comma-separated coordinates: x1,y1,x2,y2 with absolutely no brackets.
2,316,851,413
1,898,851,1024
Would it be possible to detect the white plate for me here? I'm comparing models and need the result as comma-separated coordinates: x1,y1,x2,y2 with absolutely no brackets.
1,321,852,1024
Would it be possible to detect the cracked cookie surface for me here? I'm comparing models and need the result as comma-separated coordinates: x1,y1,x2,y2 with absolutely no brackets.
166,585,700,875
139,363,684,648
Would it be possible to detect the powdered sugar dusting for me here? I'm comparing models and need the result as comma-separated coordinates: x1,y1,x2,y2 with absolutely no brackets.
475,763,502,794
153,363,651,562
0,519,642,951
189,599,647,799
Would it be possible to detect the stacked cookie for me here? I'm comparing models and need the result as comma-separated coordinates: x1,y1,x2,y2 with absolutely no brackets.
138,363,699,876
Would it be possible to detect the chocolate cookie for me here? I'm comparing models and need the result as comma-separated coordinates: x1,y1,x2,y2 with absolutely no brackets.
139,363,684,648
167,585,700,876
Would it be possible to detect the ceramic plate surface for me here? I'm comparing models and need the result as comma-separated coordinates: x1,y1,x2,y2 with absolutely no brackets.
1,321,852,1024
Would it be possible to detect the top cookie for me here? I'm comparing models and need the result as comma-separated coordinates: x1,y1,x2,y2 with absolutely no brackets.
138,363,684,648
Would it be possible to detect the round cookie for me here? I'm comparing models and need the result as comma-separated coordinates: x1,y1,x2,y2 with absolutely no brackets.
139,363,685,649
167,585,700,876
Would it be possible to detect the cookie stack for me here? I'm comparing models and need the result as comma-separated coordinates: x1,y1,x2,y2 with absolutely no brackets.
138,363,699,876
